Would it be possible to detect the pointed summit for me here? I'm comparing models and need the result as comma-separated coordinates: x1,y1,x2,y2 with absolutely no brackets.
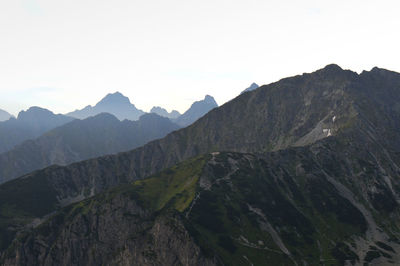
96,92,131,107
241,83,259,94
174,95,218,127
204,95,218,105
67,92,145,121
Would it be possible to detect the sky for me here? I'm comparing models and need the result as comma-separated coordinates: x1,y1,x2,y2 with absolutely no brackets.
1,0,400,116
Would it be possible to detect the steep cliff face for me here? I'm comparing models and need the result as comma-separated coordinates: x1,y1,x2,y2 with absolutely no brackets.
2,196,214,266
1,65,400,265
1,156,215,266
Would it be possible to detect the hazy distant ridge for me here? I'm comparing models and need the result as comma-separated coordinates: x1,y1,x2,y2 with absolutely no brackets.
0,109,13,122
0,107,74,153
173,95,218,127
67,92,145,121
0,112,180,184
150,106,180,119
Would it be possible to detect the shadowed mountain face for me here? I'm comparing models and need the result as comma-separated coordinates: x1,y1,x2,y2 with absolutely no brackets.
0,109,12,122
174,95,218,127
150,106,181,119
1,65,400,265
0,113,180,184
0,107,74,154
241,82,259,94
67,92,145,121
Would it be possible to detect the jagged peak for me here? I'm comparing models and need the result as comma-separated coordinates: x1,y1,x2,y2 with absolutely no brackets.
204,94,214,100
203,95,217,105
249,82,259,88
241,83,259,94
138,112,169,122
150,106,167,113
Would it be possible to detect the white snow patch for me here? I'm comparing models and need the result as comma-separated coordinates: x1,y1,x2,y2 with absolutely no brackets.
323,128,332,137
332,116,336,122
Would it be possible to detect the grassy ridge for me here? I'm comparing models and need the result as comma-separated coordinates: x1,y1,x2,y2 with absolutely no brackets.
131,155,208,212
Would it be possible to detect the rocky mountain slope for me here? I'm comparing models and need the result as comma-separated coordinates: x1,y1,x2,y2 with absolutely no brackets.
1,64,400,265
0,107,74,153
173,95,218,127
67,92,145,121
0,113,180,184
2,144,400,265
0,109,12,122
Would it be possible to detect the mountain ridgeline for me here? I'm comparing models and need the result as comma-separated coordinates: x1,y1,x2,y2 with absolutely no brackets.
173,95,218,127
241,82,259,94
67,92,145,121
0,113,180,184
1,65,400,265
150,106,181,119
66,91,218,127
0,109,12,122
0,107,74,154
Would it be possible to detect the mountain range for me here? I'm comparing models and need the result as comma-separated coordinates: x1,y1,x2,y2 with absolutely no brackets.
66,91,218,128
0,109,12,122
1,65,400,265
0,107,74,154
0,112,180,184
0,92,219,155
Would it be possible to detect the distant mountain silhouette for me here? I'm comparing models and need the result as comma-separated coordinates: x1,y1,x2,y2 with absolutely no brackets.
67,92,145,121
173,95,218,127
0,109,12,122
241,82,259,94
150,106,180,119
0,112,180,184
0,107,74,153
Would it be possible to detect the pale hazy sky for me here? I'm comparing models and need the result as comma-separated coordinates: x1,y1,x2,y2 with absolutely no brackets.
1,0,400,115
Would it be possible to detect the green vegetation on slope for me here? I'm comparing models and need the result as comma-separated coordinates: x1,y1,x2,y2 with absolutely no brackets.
130,155,208,212
1,148,399,265
185,152,369,265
